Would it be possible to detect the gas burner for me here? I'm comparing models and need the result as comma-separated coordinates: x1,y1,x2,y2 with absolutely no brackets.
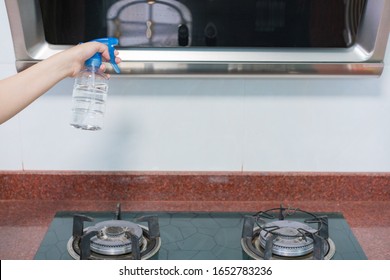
259,220,317,257
241,206,336,260
87,220,145,255
67,204,161,260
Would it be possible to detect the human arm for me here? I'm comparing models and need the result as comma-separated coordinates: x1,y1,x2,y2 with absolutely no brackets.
0,42,120,125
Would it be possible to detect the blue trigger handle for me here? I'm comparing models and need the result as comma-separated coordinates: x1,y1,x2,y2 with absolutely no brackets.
84,37,120,73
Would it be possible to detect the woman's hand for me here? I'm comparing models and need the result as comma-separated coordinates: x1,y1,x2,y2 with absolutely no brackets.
60,42,121,78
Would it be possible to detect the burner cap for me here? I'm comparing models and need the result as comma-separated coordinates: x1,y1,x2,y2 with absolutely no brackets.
259,220,317,257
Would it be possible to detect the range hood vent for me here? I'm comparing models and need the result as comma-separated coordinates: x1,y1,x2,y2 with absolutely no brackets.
5,0,390,76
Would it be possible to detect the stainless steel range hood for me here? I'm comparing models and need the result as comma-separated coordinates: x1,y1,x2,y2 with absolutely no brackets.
5,0,390,77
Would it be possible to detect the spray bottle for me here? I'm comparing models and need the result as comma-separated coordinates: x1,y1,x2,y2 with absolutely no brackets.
70,38,120,131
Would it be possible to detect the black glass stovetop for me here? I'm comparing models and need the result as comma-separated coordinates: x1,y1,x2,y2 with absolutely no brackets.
34,211,367,260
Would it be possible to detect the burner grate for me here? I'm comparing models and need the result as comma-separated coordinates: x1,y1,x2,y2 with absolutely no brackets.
67,204,161,260
241,205,336,260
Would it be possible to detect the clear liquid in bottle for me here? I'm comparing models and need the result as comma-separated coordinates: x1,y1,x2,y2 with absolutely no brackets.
70,69,108,131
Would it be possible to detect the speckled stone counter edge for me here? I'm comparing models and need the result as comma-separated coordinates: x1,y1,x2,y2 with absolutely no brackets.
1,171,389,201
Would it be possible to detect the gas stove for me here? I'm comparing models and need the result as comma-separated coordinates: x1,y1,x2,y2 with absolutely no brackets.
35,204,366,260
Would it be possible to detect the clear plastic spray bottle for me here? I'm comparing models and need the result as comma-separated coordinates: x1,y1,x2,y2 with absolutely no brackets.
70,38,120,131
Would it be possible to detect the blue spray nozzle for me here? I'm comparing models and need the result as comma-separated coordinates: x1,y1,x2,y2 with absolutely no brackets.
84,37,120,73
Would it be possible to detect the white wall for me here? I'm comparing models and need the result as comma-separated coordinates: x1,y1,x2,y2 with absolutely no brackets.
1,1,390,172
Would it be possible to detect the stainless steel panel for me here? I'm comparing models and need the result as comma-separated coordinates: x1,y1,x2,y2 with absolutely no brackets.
5,0,390,76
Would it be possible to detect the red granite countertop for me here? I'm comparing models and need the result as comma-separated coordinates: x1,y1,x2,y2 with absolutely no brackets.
1,171,389,260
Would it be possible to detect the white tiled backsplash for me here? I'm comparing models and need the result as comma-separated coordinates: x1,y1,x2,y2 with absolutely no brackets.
1,1,390,172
